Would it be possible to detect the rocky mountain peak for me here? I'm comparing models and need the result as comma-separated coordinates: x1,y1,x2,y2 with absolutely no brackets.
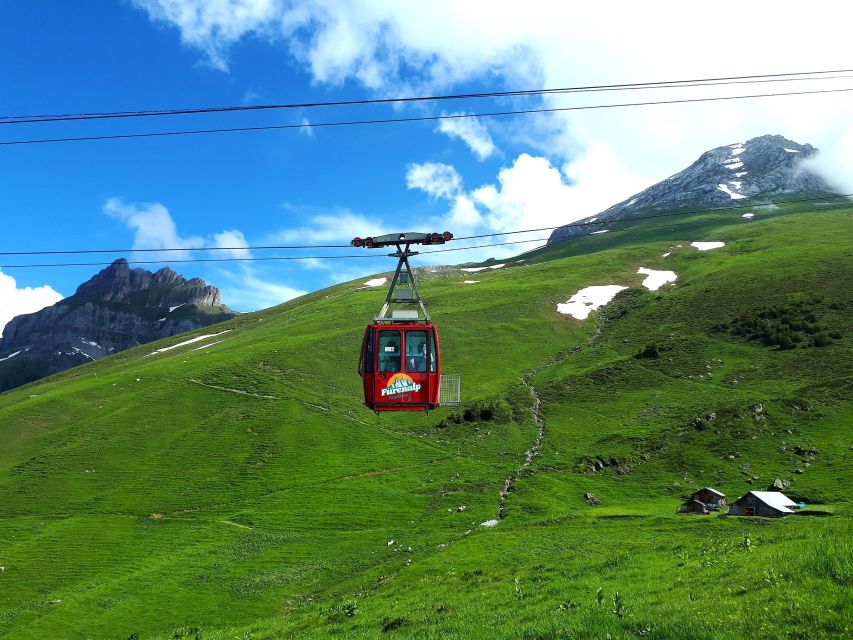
548,134,836,244
0,261,234,392
74,259,221,307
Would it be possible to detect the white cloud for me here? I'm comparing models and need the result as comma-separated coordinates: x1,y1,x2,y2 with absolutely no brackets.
447,194,482,230
212,229,251,258
0,269,63,338
406,162,462,200
437,114,496,160
103,197,203,253
299,116,315,136
134,1,853,216
803,126,853,194
474,148,644,233
104,198,259,262
410,148,651,264
133,0,281,71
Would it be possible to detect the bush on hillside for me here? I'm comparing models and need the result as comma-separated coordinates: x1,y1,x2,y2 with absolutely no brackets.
713,299,841,349
437,398,513,428
635,343,660,359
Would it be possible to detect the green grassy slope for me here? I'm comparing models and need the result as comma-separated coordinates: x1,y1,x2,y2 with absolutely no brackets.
0,205,850,639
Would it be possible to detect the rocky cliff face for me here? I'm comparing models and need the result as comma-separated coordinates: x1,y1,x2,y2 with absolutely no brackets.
0,259,235,392
548,134,837,243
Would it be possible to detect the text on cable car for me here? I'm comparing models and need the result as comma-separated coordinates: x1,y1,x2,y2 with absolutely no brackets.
382,374,422,397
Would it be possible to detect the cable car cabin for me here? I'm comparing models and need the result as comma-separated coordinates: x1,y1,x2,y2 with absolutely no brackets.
358,323,440,411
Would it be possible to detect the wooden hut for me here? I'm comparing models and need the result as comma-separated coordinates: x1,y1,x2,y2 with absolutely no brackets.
728,491,796,517
689,487,726,511
678,499,709,514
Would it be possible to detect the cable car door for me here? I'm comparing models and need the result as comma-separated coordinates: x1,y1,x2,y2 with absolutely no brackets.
374,329,405,407
359,326,375,405
402,328,436,407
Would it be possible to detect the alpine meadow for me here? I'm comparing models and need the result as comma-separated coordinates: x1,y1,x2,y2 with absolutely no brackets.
1,199,850,639
3,4,853,639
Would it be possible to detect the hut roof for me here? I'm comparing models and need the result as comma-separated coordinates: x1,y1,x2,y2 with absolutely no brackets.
743,491,797,513
698,487,726,497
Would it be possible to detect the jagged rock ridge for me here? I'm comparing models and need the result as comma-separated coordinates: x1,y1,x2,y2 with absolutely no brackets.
548,134,837,244
0,259,235,392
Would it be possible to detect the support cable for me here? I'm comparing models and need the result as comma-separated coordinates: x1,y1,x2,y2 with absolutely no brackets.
2,68,851,125
3,86,853,146
1,192,849,258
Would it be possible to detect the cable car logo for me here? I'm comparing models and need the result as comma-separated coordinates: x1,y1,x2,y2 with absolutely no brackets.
382,373,422,397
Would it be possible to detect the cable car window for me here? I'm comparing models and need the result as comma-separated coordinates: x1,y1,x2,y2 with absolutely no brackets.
378,330,401,372
405,331,428,373
362,328,374,374
428,328,437,373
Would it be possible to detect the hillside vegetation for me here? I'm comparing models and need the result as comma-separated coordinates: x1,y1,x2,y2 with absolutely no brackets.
0,204,850,639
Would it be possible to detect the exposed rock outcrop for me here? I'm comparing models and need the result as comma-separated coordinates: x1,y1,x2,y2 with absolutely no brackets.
0,259,235,392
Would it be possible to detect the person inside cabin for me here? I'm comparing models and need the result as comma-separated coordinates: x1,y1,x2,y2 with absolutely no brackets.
407,342,428,373
380,340,400,373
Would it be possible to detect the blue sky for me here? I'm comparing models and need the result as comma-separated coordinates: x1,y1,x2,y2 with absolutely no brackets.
2,1,852,330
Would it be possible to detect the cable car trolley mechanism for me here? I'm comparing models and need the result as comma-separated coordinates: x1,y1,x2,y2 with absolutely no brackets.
353,231,460,412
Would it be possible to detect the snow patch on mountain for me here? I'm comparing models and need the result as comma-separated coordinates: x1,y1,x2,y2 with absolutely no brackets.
460,263,505,273
691,241,725,251
0,350,23,362
717,183,747,200
557,285,627,320
637,268,677,291
147,330,232,356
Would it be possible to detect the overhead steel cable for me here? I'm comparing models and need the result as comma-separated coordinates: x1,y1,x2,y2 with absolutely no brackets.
2,69,852,125
0,238,559,268
3,86,853,147
2,196,850,269
0,242,351,256
2,192,849,258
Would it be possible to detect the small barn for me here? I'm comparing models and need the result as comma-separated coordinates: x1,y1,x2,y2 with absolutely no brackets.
728,491,797,517
690,487,726,510
678,499,709,514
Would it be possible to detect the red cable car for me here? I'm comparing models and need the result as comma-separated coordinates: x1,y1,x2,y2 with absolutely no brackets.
358,321,441,411
352,231,458,412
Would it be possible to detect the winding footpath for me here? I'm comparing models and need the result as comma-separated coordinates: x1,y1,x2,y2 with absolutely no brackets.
497,344,584,519
497,372,545,518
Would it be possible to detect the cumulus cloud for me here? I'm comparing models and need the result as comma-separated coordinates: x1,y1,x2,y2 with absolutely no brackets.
212,229,251,259
0,269,63,338
133,0,281,71
409,148,651,263
133,1,853,204
446,194,482,230
437,114,496,160
103,197,203,253
406,162,462,200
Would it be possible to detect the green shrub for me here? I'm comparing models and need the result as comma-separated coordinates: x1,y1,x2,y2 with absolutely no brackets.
438,398,513,427
635,343,660,359
714,301,839,349
380,616,407,632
